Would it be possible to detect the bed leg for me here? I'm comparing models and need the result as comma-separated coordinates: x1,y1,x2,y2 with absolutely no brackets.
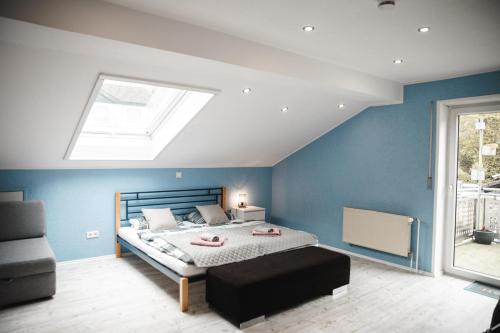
180,277,189,312
115,241,121,258
115,192,122,258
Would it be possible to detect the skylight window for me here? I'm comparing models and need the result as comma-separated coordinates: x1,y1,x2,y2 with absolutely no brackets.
66,75,216,160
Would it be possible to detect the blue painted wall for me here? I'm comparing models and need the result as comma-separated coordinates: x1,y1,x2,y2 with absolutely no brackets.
0,168,272,261
272,71,500,272
2,71,499,268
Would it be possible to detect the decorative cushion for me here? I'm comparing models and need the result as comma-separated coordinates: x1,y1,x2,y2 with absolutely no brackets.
174,214,185,223
186,210,206,224
196,205,229,226
141,208,177,231
129,216,149,230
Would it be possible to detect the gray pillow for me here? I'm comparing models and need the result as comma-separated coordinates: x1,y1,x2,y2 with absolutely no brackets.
196,205,229,226
141,208,177,231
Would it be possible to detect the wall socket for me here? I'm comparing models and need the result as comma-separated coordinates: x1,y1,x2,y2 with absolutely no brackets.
86,230,99,239
175,171,182,179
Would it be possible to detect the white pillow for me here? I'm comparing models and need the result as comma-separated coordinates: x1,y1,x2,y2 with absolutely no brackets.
196,205,229,226
141,208,177,231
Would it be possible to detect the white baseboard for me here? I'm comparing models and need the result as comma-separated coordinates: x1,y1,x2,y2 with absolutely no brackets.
320,244,434,277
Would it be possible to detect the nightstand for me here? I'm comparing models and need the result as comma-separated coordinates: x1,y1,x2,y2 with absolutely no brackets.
231,206,266,221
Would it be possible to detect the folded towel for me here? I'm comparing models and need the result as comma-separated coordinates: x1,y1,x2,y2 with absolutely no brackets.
190,236,226,247
252,228,281,236
253,226,274,233
200,233,219,242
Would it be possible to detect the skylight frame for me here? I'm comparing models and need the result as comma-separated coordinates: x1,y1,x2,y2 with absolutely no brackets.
65,74,218,161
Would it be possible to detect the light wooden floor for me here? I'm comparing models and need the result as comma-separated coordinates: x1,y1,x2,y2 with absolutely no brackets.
0,255,497,333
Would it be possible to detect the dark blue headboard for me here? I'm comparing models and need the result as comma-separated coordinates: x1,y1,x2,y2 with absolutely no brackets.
116,187,225,223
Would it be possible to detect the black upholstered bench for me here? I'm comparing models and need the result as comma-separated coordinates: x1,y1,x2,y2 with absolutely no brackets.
206,246,350,327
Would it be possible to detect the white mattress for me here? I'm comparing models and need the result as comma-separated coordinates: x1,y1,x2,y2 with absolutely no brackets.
118,227,207,277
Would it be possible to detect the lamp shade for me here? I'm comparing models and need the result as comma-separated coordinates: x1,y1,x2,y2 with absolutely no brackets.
238,193,248,208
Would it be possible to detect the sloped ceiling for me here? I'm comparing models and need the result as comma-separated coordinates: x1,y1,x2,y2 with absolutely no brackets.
1,0,406,169
107,0,500,84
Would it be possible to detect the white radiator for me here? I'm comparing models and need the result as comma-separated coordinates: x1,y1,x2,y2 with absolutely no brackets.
343,207,413,257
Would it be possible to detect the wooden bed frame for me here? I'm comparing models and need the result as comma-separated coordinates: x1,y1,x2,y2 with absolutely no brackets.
114,187,226,312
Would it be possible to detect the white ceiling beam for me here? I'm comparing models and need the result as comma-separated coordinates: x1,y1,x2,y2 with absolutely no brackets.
0,0,403,103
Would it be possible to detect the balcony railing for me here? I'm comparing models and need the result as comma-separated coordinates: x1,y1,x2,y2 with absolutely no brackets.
455,185,500,243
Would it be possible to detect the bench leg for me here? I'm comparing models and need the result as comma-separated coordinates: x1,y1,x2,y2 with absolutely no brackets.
332,284,348,300
240,315,265,329
180,277,189,312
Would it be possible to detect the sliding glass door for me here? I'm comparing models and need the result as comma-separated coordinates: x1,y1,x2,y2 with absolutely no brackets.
445,104,500,285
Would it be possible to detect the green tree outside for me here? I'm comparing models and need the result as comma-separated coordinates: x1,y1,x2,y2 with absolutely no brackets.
458,113,500,184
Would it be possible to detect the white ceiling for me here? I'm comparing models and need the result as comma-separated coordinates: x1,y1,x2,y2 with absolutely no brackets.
106,0,500,84
0,0,498,169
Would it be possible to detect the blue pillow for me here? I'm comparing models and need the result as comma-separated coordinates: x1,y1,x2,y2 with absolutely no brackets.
186,210,206,224
174,214,185,224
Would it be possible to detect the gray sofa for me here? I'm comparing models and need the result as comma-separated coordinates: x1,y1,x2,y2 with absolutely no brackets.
0,201,56,307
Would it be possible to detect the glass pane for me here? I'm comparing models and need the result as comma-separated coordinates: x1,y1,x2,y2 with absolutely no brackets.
83,79,185,136
454,111,500,278
67,75,215,160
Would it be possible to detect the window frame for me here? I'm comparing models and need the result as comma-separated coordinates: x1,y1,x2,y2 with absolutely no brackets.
64,74,218,161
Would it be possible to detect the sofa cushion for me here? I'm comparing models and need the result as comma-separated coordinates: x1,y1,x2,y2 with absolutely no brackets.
0,237,56,279
0,201,46,241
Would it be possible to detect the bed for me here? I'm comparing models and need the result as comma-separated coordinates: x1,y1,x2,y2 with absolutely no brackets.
114,187,317,312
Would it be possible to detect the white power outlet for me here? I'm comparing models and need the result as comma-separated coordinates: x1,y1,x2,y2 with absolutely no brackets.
176,171,182,179
86,230,99,239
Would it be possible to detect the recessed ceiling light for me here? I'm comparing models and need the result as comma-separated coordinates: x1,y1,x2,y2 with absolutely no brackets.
302,25,315,32
418,26,431,33
393,59,403,64
281,107,289,113
338,103,345,109
242,87,251,94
